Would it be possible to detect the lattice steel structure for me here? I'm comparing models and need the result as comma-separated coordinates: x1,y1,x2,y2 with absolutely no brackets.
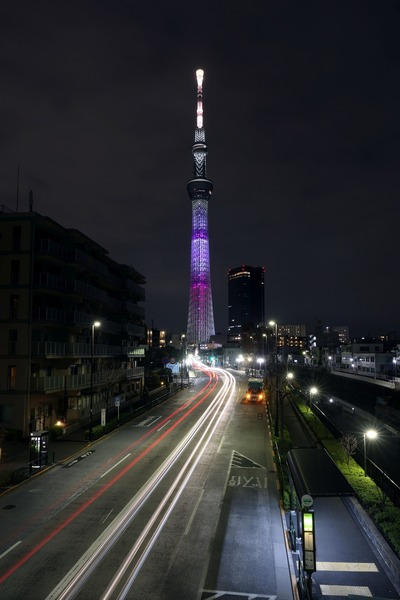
186,69,215,345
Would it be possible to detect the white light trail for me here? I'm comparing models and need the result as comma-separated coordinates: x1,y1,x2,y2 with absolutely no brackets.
45,369,235,600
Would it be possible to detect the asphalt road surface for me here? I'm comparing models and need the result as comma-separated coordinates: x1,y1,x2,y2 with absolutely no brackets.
0,365,291,600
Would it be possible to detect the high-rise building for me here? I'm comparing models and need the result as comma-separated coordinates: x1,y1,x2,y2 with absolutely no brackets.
0,207,146,435
228,265,265,342
186,69,215,346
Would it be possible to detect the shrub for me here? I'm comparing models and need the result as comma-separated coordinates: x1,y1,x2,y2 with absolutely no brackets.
295,397,400,557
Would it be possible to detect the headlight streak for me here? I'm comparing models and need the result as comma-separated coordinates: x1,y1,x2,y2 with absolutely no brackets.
0,374,215,562
45,369,235,600
0,371,216,587
104,369,236,600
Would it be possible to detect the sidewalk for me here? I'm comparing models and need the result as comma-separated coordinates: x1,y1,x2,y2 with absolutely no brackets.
0,428,90,494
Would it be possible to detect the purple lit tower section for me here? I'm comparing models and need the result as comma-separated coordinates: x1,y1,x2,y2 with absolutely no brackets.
186,69,215,345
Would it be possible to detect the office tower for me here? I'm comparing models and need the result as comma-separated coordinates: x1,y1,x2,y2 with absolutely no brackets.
186,69,215,345
228,265,265,341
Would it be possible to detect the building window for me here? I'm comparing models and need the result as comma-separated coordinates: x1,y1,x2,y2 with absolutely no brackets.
0,404,12,423
11,226,21,251
7,365,17,390
8,330,18,354
10,294,19,319
11,260,20,285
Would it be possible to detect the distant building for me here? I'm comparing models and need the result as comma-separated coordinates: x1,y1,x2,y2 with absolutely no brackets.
337,342,397,380
228,265,265,342
275,324,307,356
332,326,349,345
0,208,146,435
277,324,306,338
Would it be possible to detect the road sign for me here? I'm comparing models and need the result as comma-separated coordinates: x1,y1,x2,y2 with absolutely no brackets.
301,494,313,508
302,511,316,573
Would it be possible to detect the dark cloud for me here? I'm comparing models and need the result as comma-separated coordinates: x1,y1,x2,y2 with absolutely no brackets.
0,0,399,338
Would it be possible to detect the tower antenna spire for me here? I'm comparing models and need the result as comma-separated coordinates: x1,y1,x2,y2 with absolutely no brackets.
186,68,215,346
196,69,204,129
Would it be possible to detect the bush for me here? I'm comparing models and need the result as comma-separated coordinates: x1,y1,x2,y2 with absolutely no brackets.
3,428,23,441
48,426,65,440
295,397,400,557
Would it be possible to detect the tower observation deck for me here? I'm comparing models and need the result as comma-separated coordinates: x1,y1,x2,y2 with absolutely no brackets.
186,69,215,345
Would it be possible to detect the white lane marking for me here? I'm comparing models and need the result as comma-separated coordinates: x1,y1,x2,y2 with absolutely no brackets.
100,454,131,478
157,420,171,432
134,416,161,427
184,489,204,536
101,510,114,525
0,540,22,560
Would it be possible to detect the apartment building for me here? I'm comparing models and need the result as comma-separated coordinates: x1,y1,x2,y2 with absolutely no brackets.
0,208,146,436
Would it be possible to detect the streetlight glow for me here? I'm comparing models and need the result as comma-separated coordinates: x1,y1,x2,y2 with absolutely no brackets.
89,320,101,442
363,428,378,475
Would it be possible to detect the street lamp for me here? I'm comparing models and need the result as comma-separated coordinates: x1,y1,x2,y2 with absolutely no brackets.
268,320,277,354
236,354,244,370
363,429,378,476
309,386,318,410
89,321,101,442
268,321,279,435
180,334,186,387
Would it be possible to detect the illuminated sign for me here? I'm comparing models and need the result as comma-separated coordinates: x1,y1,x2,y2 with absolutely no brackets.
302,510,316,573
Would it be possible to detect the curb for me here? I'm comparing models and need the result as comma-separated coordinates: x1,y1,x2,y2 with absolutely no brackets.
344,495,400,595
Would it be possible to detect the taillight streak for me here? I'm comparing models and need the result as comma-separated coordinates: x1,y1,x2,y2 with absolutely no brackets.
0,371,219,585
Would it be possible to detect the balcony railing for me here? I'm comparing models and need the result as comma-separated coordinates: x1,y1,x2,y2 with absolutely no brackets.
31,342,124,357
30,367,144,392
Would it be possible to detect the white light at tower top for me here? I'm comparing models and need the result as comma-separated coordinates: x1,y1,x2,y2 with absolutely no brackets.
196,69,204,129
196,69,204,87
197,102,203,128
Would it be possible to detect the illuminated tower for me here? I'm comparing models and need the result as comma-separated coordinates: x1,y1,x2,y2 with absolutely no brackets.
186,68,215,345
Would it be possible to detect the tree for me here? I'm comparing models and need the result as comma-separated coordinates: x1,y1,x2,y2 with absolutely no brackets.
340,433,358,465
96,360,126,417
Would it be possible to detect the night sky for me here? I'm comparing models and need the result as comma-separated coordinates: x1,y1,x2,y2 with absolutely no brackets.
1,1,399,339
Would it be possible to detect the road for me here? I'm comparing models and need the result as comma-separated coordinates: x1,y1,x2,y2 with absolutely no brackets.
0,365,291,600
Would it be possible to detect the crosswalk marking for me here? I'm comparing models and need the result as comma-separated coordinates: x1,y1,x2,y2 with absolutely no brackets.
320,585,372,596
316,561,378,572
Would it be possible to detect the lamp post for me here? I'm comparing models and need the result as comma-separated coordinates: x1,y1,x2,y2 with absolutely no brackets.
89,320,101,442
277,371,295,438
309,386,318,410
257,357,264,374
363,429,377,476
268,320,279,435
